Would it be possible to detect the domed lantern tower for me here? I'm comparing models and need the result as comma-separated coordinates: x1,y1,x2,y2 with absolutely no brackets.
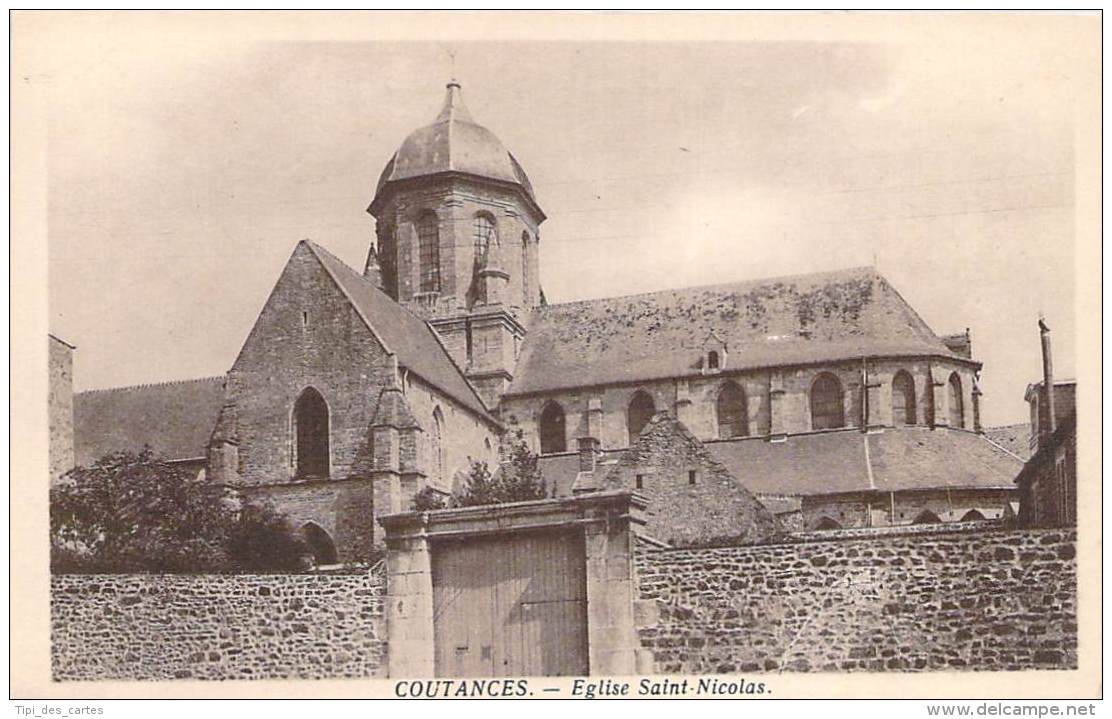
367,81,545,410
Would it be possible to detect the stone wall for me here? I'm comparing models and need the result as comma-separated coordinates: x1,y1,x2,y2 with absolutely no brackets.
51,572,385,681
635,528,1076,673
228,242,396,487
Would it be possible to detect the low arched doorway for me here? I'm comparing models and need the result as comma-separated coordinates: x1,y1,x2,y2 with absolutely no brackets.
300,522,338,566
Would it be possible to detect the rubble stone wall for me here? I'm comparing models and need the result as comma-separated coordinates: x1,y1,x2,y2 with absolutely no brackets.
51,572,385,681
635,528,1077,673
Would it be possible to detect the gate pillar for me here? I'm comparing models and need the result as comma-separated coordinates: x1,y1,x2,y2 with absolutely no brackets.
381,514,435,678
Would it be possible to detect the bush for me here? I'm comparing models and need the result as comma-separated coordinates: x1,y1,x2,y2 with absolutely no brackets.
50,448,308,573
413,486,448,511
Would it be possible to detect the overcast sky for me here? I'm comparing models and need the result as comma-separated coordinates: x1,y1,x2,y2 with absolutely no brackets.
43,15,1089,426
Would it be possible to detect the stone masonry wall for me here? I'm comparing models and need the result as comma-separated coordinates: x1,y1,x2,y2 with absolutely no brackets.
635,528,1076,673
502,358,976,455
228,242,395,487
51,572,385,681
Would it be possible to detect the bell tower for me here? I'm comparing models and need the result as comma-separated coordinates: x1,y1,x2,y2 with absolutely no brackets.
367,81,546,410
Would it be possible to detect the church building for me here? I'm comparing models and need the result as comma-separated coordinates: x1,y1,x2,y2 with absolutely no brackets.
65,81,1024,562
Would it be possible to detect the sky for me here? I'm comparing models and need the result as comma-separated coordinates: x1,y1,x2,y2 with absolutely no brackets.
42,15,1090,427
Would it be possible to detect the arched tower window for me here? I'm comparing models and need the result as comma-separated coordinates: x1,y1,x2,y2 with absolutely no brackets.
431,407,445,486
538,401,567,454
293,387,329,478
417,211,440,293
708,351,720,370
810,373,845,430
627,391,656,444
716,382,748,439
300,522,338,566
473,213,496,262
948,373,964,428
892,370,917,426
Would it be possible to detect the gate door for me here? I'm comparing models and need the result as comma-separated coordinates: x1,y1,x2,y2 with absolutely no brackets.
431,528,588,677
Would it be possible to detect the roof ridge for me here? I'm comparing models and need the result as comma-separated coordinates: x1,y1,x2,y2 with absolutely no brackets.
76,375,224,396
539,265,880,310
301,239,498,425
977,433,1027,463
303,239,461,330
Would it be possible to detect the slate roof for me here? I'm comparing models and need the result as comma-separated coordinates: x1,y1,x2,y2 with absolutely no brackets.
508,267,971,397
983,423,1033,461
538,426,1022,499
372,82,538,209
305,241,496,423
73,377,226,465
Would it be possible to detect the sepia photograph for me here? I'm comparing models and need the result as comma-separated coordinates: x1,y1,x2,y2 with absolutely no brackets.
10,10,1102,704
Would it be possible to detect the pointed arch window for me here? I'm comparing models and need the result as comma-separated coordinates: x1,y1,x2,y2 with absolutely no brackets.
948,373,964,428
538,401,567,454
627,391,656,444
431,407,445,486
716,382,749,439
417,211,440,293
913,509,942,525
294,387,329,478
473,213,496,262
892,370,917,426
810,373,845,430
959,509,985,522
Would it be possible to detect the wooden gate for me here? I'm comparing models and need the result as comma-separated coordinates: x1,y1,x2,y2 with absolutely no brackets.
431,529,588,677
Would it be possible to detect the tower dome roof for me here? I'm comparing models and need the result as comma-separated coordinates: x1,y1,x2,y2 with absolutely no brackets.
371,82,539,214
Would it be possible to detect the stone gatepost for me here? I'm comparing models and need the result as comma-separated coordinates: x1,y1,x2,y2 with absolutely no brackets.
583,502,640,675
379,513,435,678
378,491,647,678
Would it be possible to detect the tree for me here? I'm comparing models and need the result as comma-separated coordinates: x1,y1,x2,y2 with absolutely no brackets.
453,460,501,508
453,431,548,507
50,448,308,573
494,430,549,503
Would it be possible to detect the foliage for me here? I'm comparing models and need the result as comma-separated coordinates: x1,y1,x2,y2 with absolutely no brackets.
50,449,308,573
225,501,311,572
413,486,447,512
453,431,548,507
494,430,549,502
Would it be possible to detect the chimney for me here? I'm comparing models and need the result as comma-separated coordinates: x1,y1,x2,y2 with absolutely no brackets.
1039,317,1056,440
577,436,600,474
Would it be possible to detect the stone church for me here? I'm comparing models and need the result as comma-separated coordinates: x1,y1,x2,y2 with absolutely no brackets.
61,82,1024,563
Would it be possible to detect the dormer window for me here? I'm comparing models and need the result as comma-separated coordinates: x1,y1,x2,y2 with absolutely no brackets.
700,332,727,375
